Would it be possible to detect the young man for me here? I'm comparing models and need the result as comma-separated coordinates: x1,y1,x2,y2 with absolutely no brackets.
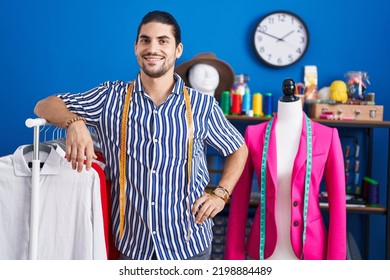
34,10,247,260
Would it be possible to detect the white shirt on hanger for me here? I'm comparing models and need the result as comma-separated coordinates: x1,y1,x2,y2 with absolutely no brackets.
0,144,106,260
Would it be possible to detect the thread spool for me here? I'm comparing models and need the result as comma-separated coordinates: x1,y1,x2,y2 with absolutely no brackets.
367,179,380,206
345,145,350,158
345,172,350,186
231,93,242,115
345,159,350,171
220,91,230,115
362,177,371,200
252,93,263,117
354,160,360,172
354,172,360,186
242,92,251,115
355,144,360,158
263,92,273,117
366,92,375,103
355,186,361,196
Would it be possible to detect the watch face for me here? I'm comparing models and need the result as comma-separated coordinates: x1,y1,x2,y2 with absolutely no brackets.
253,11,309,68
214,188,226,197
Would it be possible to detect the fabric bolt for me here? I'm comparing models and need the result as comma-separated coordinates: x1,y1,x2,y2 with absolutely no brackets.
0,145,107,259
224,113,346,260
57,73,244,260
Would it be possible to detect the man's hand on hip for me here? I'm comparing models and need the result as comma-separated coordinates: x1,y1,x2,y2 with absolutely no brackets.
192,192,225,224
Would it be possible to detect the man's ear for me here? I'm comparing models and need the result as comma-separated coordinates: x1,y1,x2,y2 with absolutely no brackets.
176,43,183,59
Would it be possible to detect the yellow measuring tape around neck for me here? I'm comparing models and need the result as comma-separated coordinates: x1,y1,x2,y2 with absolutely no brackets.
184,86,194,196
119,82,134,239
119,82,193,240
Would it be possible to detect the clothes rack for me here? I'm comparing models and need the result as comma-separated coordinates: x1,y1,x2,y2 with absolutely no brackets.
25,117,47,260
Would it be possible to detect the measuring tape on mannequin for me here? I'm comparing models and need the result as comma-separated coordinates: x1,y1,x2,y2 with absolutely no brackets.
119,82,193,240
259,114,312,259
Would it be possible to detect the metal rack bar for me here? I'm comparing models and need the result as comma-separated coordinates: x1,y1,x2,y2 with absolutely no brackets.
24,118,48,260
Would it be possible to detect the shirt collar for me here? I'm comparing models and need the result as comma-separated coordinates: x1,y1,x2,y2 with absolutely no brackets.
133,72,186,96
13,144,65,176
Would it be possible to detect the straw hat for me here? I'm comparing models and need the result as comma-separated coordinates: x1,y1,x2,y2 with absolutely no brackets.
175,53,235,100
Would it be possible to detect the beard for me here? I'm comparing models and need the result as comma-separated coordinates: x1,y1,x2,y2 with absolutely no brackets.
140,64,169,78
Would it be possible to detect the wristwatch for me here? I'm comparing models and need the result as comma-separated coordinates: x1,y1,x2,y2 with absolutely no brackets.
212,186,230,203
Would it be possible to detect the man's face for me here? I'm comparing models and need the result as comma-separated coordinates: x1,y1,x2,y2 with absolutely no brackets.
135,22,183,78
188,63,220,96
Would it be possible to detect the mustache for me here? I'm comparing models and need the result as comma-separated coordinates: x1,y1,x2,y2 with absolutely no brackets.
143,52,161,56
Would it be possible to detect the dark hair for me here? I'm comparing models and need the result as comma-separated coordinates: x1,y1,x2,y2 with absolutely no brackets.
136,10,181,46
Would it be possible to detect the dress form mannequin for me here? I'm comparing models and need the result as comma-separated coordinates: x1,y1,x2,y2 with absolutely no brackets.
268,79,302,260
188,63,220,96
224,78,346,260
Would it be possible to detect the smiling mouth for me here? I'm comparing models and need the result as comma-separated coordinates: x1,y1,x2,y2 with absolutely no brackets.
144,55,163,62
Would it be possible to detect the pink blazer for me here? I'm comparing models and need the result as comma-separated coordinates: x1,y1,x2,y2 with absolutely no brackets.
224,114,346,260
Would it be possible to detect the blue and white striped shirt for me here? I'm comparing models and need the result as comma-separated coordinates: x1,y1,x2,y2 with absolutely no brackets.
58,73,244,259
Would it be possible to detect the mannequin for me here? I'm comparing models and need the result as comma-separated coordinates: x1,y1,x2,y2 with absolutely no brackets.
269,79,302,260
175,53,235,101
188,63,220,96
224,78,346,260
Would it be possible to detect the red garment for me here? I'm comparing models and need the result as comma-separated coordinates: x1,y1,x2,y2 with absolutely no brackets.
94,151,120,260
91,162,110,259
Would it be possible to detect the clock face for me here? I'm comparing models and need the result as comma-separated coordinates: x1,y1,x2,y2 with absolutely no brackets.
253,11,309,68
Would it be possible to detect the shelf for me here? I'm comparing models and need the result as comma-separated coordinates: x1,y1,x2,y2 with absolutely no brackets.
311,119,390,128
226,115,271,122
321,204,386,215
226,115,390,128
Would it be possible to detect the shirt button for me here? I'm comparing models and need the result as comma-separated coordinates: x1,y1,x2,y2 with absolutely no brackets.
152,231,157,235
154,139,158,142
154,110,158,114
293,221,299,227
152,170,156,174
293,201,298,207
151,202,155,206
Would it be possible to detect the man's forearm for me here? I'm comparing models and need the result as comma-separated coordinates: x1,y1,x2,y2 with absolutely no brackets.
34,96,78,128
218,143,248,194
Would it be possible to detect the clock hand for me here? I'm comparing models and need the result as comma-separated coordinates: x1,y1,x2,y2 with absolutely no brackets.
258,30,284,41
257,30,302,49
279,30,295,41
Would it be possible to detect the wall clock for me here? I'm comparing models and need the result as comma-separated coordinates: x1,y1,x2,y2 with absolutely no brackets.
253,11,309,68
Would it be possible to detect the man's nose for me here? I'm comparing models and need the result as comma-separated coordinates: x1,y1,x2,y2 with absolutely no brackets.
148,40,160,52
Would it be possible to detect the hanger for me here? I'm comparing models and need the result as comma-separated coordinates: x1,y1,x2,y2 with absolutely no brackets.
23,143,53,156
23,144,53,168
